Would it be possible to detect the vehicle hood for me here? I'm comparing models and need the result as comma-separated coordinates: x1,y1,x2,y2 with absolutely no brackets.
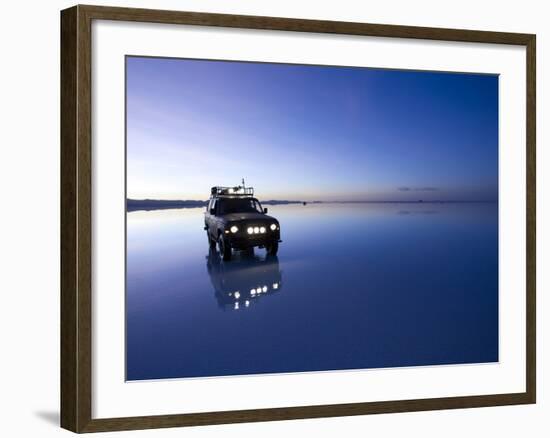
223,212,277,223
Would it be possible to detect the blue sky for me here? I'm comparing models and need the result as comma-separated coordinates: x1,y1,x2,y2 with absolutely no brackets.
126,56,498,202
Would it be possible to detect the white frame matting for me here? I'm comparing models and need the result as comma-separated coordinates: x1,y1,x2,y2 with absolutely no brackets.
91,19,526,419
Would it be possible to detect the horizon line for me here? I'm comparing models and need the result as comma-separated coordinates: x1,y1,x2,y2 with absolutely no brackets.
127,198,498,204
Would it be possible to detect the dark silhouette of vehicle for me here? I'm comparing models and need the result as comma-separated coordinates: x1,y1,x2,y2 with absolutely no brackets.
206,248,283,311
204,181,281,261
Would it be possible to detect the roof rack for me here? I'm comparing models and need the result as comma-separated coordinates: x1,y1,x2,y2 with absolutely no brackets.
211,182,254,197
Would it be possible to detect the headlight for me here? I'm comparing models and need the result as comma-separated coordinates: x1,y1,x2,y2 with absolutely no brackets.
260,226,266,233
247,227,253,234
230,225,238,233
270,223,277,231
253,226,260,234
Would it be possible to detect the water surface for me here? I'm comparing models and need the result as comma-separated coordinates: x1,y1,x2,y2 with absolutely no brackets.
126,203,498,380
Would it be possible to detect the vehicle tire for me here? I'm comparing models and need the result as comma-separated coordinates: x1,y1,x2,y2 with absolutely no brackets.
206,230,216,248
218,234,232,261
266,240,279,256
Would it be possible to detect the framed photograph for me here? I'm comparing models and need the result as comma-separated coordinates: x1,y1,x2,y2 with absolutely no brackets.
60,5,536,433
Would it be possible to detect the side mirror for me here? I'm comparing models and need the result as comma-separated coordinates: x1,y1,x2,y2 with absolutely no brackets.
263,207,268,214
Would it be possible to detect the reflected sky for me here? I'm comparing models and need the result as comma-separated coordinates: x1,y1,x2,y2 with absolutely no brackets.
126,203,498,381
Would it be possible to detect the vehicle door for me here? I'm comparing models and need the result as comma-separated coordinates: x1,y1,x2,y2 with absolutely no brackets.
205,199,212,228
207,199,218,237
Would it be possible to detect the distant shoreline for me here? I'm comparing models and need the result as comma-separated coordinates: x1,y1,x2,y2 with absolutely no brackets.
126,199,308,212
127,198,497,212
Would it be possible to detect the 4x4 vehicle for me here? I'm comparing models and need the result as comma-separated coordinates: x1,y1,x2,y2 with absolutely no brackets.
204,183,281,261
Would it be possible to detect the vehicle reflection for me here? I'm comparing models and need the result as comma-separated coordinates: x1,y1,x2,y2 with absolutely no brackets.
206,248,283,311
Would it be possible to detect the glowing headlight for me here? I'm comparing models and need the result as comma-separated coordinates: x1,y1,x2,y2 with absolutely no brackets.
247,227,253,234
253,227,260,234
234,291,240,299
272,283,279,290
230,225,238,233
262,286,268,293
270,223,277,231
260,226,266,233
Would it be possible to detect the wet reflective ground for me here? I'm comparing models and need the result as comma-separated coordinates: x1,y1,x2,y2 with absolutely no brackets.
126,203,498,381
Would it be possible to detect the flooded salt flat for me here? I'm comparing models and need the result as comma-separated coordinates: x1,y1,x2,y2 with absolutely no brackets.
126,203,498,381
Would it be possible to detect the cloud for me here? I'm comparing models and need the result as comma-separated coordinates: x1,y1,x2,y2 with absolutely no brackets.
397,186,439,192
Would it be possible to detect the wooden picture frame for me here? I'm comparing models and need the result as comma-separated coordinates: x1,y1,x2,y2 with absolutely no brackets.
61,4,536,433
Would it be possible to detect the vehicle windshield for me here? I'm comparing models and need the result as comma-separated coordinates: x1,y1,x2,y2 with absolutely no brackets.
218,198,263,214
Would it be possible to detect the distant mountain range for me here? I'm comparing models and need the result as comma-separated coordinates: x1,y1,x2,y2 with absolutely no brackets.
126,198,308,212
127,198,495,212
